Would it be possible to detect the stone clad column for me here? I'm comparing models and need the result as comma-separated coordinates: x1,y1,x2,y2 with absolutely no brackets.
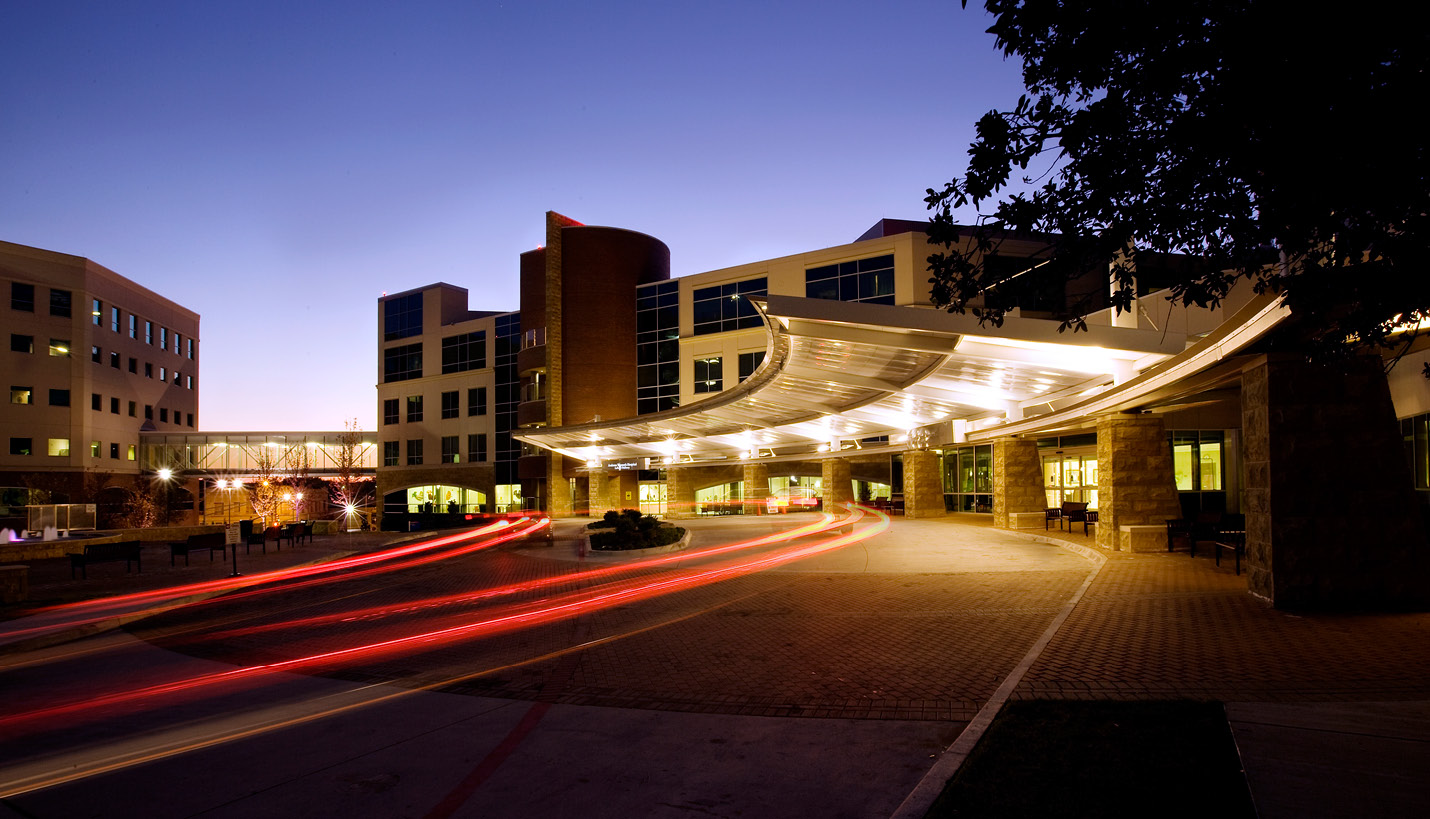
903,449,945,518
1094,413,1182,552
821,458,853,511
1243,355,1429,608
666,466,696,519
994,437,1045,528
587,468,611,517
548,456,573,518
742,462,770,515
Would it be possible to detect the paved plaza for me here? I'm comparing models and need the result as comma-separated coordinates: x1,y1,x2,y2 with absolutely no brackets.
1,514,1427,817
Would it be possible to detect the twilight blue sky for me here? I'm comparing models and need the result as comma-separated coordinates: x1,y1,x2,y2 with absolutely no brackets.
1,0,1027,431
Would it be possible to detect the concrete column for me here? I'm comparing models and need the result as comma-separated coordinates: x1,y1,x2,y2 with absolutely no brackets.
902,449,944,518
1243,355,1429,608
994,437,1045,528
742,462,770,516
821,458,853,511
1094,413,1181,552
666,467,696,519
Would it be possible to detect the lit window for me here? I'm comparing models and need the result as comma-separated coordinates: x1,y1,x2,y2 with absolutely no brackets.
48,438,70,457
91,440,101,457
92,298,102,325
49,339,70,357
693,357,723,394
127,444,136,461
10,386,32,404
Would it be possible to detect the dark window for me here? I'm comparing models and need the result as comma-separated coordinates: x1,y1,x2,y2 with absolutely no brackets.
11,283,35,311
128,401,136,417
110,351,119,368
441,390,459,419
805,254,895,305
383,293,423,341
693,357,723,394
110,396,119,414
441,331,486,374
145,362,153,378
50,288,72,317
10,437,32,455
441,435,460,463
11,334,33,353
406,439,423,465
128,357,137,373
383,398,400,425
468,387,487,416
738,350,765,382
186,413,193,428
91,393,102,411
173,371,181,385
91,345,101,363
160,408,168,423
636,280,681,415
92,298,102,325
383,343,423,382
406,395,423,422
144,404,153,419
383,441,400,466
692,277,766,336
49,389,70,407
110,442,120,459
469,433,488,463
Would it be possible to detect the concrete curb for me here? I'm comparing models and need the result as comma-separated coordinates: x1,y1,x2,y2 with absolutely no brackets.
579,525,692,559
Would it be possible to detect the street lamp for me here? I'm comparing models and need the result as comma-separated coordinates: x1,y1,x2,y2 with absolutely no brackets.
215,478,243,577
156,468,173,526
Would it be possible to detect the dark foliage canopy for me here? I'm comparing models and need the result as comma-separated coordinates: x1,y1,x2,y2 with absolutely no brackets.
927,1,1429,363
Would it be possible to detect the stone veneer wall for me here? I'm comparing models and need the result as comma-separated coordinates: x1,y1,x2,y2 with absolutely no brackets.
1094,413,1183,552
821,458,853,509
666,466,697,519
902,449,945,518
994,438,1045,528
1242,355,1429,608
742,462,770,515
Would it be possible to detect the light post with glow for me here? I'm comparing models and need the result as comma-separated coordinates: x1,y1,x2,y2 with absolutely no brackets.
156,467,173,526
216,478,243,577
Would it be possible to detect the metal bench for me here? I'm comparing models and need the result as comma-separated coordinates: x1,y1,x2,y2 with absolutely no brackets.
169,532,227,566
68,540,143,579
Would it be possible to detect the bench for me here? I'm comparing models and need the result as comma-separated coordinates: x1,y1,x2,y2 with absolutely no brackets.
1046,502,1089,530
169,532,227,566
244,525,279,555
1080,509,1098,535
69,540,142,579
297,521,314,545
277,523,302,548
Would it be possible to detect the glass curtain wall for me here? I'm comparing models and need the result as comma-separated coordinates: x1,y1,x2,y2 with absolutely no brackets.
940,445,993,512
1168,429,1232,517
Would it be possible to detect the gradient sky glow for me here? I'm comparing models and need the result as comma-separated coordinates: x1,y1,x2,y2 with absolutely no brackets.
1,0,1026,431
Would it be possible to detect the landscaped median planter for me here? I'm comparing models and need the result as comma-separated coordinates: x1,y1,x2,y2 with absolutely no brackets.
582,509,687,556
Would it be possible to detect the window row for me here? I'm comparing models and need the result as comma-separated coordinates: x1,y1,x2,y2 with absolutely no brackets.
8,283,194,357
7,436,134,460
11,334,194,388
383,388,487,425
381,434,488,466
692,277,766,336
806,254,895,305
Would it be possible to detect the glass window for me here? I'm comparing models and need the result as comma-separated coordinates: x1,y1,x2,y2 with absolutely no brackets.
1171,431,1198,491
91,299,102,325
91,345,101,363
110,351,120,368
144,404,153,419
11,282,35,311
111,306,120,332
383,440,400,466
693,357,723,394
49,339,70,357
160,408,168,423
406,439,423,465
469,433,487,462
128,401,136,417
383,343,423,382
129,315,137,338
383,398,400,425
110,442,119,459
91,440,101,457
186,338,193,359
159,327,167,350
127,444,136,460
469,386,487,416
406,395,423,422
91,393,102,411
738,350,765,382
49,388,69,406
186,375,193,389
48,438,70,457
10,437,33,455
128,357,137,373
110,396,119,414
441,390,459,419
145,321,152,345
441,435,460,463
692,277,767,336
441,331,486,374
637,280,681,414
383,293,423,341
186,413,193,428
49,289,71,317
11,334,33,353
10,386,32,404
806,255,895,305
160,366,166,382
